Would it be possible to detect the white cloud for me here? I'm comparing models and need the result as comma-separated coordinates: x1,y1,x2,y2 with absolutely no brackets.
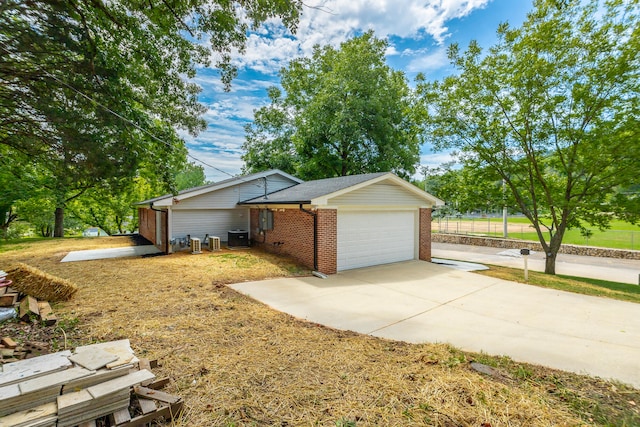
406,47,449,71
184,129,246,182
181,91,268,181
232,34,301,74
420,152,456,168
229,0,491,74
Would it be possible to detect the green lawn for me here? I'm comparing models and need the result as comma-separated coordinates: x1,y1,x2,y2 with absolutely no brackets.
515,228,639,249
477,265,640,304
475,217,640,230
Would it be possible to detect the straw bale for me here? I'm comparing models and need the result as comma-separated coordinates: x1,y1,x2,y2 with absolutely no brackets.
6,263,77,301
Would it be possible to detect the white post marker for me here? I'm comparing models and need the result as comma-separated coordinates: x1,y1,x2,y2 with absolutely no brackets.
520,248,530,282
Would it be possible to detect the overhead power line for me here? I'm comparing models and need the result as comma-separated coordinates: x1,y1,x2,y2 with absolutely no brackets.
0,41,238,181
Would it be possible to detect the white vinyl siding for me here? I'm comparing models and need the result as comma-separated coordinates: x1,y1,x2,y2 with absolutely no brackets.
337,210,416,271
238,175,296,201
174,186,239,209
172,209,249,241
329,183,427,206
173,175,297,209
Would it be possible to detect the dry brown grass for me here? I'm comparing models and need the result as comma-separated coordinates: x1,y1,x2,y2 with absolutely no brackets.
1,237,637,426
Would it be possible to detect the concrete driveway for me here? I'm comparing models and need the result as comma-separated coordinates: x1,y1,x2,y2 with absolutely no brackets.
230,260,640,387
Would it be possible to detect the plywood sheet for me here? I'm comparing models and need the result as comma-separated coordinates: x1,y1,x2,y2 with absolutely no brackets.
69,349,118,371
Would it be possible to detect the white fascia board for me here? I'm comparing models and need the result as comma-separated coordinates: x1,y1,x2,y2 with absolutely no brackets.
150,198,174,207
311,173,445,207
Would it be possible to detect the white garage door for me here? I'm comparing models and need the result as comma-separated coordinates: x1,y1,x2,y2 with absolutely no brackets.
337,210,416,271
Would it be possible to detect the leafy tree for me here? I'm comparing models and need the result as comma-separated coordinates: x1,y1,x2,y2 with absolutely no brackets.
243,87,300,176
68,177,152,236
0,148,40,238
243,31,423,179
67,162,207,235
0,0,302,236
419,0,640,274
175,162,208,191
15,197,56,238
421,164,505,217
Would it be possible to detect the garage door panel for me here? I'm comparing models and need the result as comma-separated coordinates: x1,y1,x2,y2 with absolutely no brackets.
337,211,415,271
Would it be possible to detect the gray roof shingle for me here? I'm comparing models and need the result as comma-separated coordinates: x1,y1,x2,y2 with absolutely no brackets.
240,172,389,204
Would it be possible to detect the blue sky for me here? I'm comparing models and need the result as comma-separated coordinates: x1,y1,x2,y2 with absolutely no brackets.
185,0,532,182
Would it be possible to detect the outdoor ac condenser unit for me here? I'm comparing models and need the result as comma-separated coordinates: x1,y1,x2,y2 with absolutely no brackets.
190,237,202,254
209,236,221,251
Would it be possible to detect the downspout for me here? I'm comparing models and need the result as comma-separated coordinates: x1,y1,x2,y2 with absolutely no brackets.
299,204,319,273
166,207,173,253
149,202,163,213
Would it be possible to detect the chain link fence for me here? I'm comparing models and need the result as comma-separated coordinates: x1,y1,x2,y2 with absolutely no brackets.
432,216,639,250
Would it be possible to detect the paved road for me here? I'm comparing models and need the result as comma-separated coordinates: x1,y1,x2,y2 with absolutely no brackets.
231,261,640,388
433,242,640,285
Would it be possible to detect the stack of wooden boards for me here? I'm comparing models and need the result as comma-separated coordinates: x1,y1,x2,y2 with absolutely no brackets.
0,281,57,327
0,339,183,426
16,296,57,326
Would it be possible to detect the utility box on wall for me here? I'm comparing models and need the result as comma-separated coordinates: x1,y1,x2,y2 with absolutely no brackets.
259,209,274,231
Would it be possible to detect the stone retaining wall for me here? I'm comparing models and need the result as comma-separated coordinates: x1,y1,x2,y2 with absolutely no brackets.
432,233,640,260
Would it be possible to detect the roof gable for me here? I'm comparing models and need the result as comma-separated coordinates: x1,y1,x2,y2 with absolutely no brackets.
137,169,302,207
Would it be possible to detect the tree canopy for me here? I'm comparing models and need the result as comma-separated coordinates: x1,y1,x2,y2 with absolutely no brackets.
421,164,506,217
0,0,302,237
419,0,640,274
243,31,423,180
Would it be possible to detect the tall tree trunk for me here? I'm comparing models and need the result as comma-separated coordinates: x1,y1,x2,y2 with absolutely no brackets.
0,207,18,239
54,207,65,237
543,225,566,275
544,252,556,275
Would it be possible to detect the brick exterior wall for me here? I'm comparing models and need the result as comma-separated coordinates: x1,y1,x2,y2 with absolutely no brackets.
419,208,432,262
249,208,338,275
138,208,156,246
250,208,315,270
316,209,337,275
138,207,167,251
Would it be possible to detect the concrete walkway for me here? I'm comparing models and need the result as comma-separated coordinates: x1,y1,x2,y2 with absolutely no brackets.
230,261,640,387
61,245,161,262
433,242,640,285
